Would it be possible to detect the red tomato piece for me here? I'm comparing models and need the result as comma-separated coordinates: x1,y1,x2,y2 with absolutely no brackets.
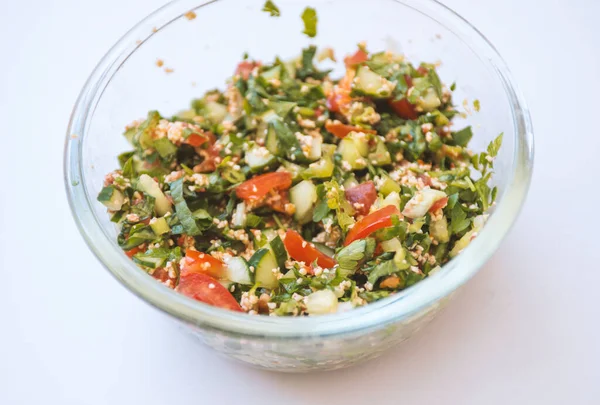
345,182,378,215
185,131,215,147
194,143,221,173
429,196,449,213
389,98,418,120
326,70,355,114
344,205,401,246
151,267,177,285
236,172,292,201
176,273,242,312
284,229,336,269
417,173,433,187
235,60,260,80
181,249,224,279
417,66,429,75
125,246,144,258
325,122,376,139
344,48,368,67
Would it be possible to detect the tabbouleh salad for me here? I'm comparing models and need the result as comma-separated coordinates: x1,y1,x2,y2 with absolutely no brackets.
97,6,502,316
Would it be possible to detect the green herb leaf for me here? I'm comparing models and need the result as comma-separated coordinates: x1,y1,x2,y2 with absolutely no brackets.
487,133,503,158
170,178,203,236
449,204,470,235
312,200,330,222
301,7,317,38
453,126,473,147
367,259,397,285
335,238,375,277
262,0,280,16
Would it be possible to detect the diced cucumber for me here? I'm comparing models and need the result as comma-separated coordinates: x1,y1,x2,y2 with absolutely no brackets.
255,110,279,143
175,109,197,120
281,161,303,181
313,243,335,258
231,202,247,229
137,174,172,216
430,216,450,243
289,180,317,224
269,236,288,271
249,248,279,289
380,237,402,252
402,188,447,219
245,146,277,172
254,228,278,249
150,217,170,235
449,215,487,257
349,132,370,157
368,137,392,166
260,65,281,81
381,191,401,210
97,185,125,211
417,88,441,112
338,137,366,170
302,155,333,179
225,257,253,285
379,174,401,196
265,124,281,156
393,248,410,270
132,251,165,270
353,66,396,98
204,101,228,124
305,290,338,315
409,218,426,233
308,136,322,160
343,175,359,189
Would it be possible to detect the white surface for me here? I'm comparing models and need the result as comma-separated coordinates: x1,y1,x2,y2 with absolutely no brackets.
1,0,599,403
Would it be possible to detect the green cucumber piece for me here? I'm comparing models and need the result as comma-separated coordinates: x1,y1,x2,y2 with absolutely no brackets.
249,248,279,289
245,146,277,172
150,217,170,235
289,180,317,224
97,185,125,211
379,174,401,196
231,202,247,229
338,138,366,170
137,174,172,216
430,216,450,243
269,236,288,271
226,257,253,285
302,155,333,179
353,66,396,98
368,138,392,166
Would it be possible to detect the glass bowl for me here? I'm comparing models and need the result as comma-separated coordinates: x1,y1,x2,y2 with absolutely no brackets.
64,0,534,371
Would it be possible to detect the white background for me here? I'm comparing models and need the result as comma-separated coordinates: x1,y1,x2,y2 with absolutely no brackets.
1,0,599,404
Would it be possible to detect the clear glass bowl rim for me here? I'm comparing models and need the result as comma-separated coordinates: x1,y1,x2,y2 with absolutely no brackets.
64,0,534,339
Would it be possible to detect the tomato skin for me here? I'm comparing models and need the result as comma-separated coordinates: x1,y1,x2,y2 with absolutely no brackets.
176,273,242,312
284,230,336,269
325,122,376,139
125,246,144,258
236,172,293,201
389,98,418,120
181,249,224,279
345,182,378,215
326,70,355,114
344,205,401,246
185,131,215,147
429,196,448,213
235,60,260,80
344,49,368,67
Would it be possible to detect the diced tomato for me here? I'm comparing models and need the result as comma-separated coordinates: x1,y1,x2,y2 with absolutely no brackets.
389,98,418,120
125,246,144,258
345,181,377,215
181,249,224,279
235,60,260,80
429,196,448,213
404,74,413,88
284,229,336,269
176,273,242,312
236,172,292,201
265,190,291,214
185,131,215,147
344,48,368,67
344,205,401,246
325,122,376,139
